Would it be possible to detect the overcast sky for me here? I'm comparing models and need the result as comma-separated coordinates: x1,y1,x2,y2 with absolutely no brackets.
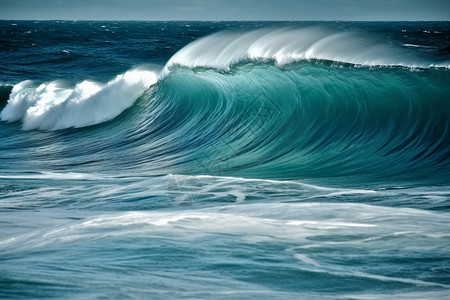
1,0,449,21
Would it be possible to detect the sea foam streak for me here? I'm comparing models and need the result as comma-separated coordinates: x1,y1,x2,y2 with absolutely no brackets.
0,69,157,130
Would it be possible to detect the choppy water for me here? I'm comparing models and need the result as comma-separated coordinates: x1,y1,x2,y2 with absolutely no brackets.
0,21,449,299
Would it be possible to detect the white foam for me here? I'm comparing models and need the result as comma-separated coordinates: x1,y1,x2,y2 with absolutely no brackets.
2,202,449,261
0,68,158,130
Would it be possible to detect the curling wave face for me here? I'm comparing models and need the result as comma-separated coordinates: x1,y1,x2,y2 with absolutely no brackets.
150,62,450,180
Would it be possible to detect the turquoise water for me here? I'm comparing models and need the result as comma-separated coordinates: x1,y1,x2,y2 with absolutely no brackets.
0,21,449,299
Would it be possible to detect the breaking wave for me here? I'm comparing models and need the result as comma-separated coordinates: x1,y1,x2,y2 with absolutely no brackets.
0,69,157,130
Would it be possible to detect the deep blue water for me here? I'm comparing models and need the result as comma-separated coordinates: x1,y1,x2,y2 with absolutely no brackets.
0,21,449,299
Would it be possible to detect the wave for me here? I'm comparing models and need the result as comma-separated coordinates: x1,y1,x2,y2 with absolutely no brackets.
0,26,449,180
0,68,157,130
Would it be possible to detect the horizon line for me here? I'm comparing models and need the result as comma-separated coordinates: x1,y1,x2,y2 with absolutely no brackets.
1,19,449,22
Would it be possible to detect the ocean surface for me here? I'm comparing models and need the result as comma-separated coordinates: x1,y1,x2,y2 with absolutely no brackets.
0,21,449,299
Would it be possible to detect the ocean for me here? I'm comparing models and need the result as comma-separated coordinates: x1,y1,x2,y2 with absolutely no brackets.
0,20,449,299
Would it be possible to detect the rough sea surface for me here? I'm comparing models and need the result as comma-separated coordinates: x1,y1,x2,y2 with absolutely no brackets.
0,21,449,299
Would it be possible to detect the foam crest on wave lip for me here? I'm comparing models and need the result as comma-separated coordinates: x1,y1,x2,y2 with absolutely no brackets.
0,68,158,131
164,27,445,73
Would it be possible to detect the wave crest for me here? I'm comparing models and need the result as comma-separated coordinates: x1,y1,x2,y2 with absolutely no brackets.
164,27,448,73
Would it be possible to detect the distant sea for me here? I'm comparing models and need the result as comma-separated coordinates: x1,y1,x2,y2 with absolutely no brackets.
0,21,449,299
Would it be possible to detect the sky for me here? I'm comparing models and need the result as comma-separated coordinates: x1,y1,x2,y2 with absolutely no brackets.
1,0,449,21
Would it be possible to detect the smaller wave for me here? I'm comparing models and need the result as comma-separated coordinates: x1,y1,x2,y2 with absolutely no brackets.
0,84,13,111
0,68,157,130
